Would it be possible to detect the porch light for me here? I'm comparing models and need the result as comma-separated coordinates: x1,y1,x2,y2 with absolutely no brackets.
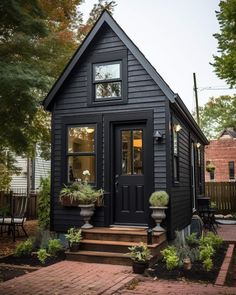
174,124,182,132
196,142,201,149
153,130,162,141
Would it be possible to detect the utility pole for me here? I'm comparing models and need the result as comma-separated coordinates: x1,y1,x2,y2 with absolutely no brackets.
193,72,200,125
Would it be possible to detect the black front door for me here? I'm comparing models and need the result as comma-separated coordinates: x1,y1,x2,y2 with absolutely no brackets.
114,124,148,225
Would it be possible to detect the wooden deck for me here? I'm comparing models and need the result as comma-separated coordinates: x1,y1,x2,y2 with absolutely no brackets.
66,227,167,265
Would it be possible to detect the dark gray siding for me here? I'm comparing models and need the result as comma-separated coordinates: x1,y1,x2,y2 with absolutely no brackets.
51,24,168,232
169,105,205,238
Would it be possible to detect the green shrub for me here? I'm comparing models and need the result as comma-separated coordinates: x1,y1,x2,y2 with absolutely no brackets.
199,244,215,261
15,239,33,257
65,228,82,244
128,242,152,262
37,249,50,264
186,233,199,248
203,257,213,271
48,239,62,256
200,232,223,251
38,176,50,230
161,246,179,270
149,191,169,207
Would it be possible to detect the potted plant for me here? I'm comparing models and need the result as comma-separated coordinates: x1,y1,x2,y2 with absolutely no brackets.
76,183,103,229
65,227,82,252
59,184,81,206
128,243,152,274
149,191,169,231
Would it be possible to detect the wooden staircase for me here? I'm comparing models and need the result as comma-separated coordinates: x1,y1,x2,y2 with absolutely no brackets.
66,227,167,265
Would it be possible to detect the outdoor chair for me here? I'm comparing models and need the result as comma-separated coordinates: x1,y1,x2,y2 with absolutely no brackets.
3,195,29,241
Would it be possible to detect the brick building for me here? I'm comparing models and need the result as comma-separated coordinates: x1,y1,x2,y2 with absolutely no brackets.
205,128,236,182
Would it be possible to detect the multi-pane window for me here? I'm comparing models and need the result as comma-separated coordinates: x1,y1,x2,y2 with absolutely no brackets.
67,126,96,183
229,161,235,180
93,62,121,99
173,126,179,182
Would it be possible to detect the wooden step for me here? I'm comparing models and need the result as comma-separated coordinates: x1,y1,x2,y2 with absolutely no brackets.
80,239,161,253
66,250,133,266
82,227,166,244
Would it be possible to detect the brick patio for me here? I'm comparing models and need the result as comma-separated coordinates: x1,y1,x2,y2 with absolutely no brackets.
217,224,236,243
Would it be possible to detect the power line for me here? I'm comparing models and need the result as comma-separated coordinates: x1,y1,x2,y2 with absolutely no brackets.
198,86,236,92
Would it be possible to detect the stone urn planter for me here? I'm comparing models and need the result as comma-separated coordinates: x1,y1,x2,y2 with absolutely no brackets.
150,206,167,231
149,190,169,232
79,204,95,229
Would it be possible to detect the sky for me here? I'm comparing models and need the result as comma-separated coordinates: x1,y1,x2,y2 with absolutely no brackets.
80,0,236,112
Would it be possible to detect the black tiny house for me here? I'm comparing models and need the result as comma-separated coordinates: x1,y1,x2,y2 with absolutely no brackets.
43,11,208,239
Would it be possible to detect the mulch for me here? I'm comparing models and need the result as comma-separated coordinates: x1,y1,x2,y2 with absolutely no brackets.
148,243,228,284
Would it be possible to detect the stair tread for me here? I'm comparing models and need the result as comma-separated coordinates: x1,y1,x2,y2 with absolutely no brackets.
80,239,160,248
66,250,131,258
82,227,165,236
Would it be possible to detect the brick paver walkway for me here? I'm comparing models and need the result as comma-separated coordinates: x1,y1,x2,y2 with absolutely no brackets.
116,278,236,295
217,224,236,243
0,261,135,295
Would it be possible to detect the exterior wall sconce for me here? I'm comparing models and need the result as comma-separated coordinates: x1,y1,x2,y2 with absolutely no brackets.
174,124,182,132
153,130,162,141
196,142,201,149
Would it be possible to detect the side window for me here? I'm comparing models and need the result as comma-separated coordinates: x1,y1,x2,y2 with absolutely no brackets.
172,124,179,182
93,62,121,100
67,126,96,184
229,161,235,180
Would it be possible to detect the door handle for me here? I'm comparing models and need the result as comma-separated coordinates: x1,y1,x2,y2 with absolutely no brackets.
115,174,119,193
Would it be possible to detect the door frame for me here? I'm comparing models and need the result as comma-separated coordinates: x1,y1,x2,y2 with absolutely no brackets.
104,110,154,226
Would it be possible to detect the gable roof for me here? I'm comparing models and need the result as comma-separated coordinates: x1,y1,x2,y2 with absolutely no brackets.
219,128,236,139
42,10,208,144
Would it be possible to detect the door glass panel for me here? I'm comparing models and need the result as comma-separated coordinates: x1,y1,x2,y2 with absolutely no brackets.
133,130,143,174
121,129,143,175
122,131,132,174
68,156,95,183
68,127,95,153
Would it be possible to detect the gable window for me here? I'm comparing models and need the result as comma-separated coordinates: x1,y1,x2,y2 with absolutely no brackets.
67,126,96,183
229,161,235,180
173,124,179,182
94,62,121,99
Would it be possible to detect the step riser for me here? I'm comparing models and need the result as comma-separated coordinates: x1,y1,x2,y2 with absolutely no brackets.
80,243,130,253
82,232,164,244
67,253,133,266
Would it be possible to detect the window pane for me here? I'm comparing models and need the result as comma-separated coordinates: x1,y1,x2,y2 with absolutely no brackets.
94,63,120,81
229,161,235,179
95,82,121,99
133,130,143,174
68,156,95,183
68,127,95,153
122,131,132,174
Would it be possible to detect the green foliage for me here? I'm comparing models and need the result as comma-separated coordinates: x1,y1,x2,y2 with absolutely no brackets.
161,246,179,270
203,257,213,272
149,191,169,207
206,163,216,173
38,176,50,230
185,233,199,248
0,0,116,157
128,242,152,262
199,244,215,261
200,232,223,251
48,239,62,256
37,248,50,264
0,149,21,190
212,0,236,87
198,95,236,140
15,239,33,257
65,228,82,244
60,182,103,205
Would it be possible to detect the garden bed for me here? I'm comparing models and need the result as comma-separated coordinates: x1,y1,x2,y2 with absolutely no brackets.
149,243,228,284
226,245,236,286
0,251,65,282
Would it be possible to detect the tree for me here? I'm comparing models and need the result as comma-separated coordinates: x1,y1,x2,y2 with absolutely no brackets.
0,0,116,158
198,94,236,139
212,0,236,87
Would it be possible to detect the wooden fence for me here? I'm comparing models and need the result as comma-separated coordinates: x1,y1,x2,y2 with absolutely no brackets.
0,190,38,219
205,182,236,214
